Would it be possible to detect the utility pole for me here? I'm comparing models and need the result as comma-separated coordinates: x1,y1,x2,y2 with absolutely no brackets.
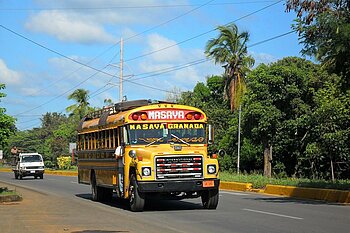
237,104,241,174
119,37,123,102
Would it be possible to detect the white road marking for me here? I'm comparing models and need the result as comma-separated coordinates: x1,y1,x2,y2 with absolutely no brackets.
70,181,78,184
221,191,250,196
243,208,303,220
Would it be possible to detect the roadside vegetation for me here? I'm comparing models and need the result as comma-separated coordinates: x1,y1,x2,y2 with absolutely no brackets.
0,1,349,187
220,172,350,191
0,187,18,196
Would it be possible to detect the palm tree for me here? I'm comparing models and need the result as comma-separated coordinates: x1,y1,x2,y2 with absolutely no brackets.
66,89,90,119
205,23,254,111
205,23,254,175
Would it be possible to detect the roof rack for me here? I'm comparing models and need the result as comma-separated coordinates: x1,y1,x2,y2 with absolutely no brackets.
85,99,152,120
115,99,152,112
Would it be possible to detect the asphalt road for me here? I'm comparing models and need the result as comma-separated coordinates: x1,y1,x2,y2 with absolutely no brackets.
0,171,349,233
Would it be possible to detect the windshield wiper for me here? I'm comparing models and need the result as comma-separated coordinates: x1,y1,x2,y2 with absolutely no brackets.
170,133,190,146
145,137,164,147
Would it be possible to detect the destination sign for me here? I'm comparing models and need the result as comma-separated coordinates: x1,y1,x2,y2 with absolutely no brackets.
147,110,185,120
129,123,205,130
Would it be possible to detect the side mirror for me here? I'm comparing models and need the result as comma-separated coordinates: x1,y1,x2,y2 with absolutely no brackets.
208,124,214,144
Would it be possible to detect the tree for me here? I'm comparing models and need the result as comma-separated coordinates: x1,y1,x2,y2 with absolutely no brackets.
66,89,91,119
103,98,113,106
243,57,330,177
0,84,16,148
286,0,350,89
178,76,233,169
304,80,350,179
165,86,182,103
205,23,255,111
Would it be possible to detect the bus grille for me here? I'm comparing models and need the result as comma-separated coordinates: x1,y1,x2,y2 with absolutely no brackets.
155,155,203,180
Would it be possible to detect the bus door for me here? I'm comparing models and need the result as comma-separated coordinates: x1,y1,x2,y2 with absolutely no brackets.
116,127,126,197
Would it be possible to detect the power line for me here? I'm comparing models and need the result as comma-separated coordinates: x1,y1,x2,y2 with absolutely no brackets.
28,51,121,98
120,0,214,44
0,1,277,11
128,59,209,82
124,0,283,62
2,0,282,92
103,29,296,88
13,58,118,117
5,0,287,125
1,0,213,109
17,28,297,128
0,24,118,79
16,28,296,123
248,30,296,47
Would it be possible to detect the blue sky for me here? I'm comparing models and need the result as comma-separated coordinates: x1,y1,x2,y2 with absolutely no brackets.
0,0,303,130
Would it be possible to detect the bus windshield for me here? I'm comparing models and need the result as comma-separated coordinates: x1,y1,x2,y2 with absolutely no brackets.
128,123,206,145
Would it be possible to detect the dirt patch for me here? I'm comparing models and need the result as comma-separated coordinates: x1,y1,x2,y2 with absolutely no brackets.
0,193,23,202
0,186,23,203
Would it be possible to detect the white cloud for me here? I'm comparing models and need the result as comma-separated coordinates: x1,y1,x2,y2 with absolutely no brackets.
19,87,42,96
146,34,182,62
25,11,115,44
26,0,184,44
0,59,23,85
133,34,222,95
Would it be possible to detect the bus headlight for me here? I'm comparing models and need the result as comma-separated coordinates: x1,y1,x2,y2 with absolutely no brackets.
142,167,151,176
207,165,216,174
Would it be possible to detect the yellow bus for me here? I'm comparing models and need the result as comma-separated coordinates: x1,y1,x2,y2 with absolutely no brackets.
77,100,219,211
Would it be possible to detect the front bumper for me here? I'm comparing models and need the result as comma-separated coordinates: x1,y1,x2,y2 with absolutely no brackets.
138,179,220,193
20,170,45,176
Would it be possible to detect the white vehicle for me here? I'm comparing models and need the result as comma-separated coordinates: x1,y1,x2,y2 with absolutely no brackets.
13,153,45,179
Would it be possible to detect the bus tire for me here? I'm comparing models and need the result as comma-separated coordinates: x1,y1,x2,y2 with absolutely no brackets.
129,174,145,212
102,187,113,202
201,188,219,209
91,172,102,201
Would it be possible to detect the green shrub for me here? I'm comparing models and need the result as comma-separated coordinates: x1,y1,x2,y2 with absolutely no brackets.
57,156,72,170
44,160,55,168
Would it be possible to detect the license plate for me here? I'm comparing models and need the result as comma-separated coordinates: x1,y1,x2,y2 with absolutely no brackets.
203,180,214,188
30,171,35,173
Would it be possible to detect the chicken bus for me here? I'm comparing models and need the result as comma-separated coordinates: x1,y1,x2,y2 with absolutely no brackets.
76,99,219,211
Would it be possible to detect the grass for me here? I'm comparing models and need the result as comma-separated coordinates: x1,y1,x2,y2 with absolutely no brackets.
0,187,17,196
220,171,350,191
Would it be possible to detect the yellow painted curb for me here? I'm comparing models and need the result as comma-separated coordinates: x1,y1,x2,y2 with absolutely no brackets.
45,171,77,176
0,168,12,172
220,181,252,191
264,184,350,204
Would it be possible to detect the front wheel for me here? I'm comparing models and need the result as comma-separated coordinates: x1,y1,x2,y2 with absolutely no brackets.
129,174,145,212
201,188,219,209
14,173,18,179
